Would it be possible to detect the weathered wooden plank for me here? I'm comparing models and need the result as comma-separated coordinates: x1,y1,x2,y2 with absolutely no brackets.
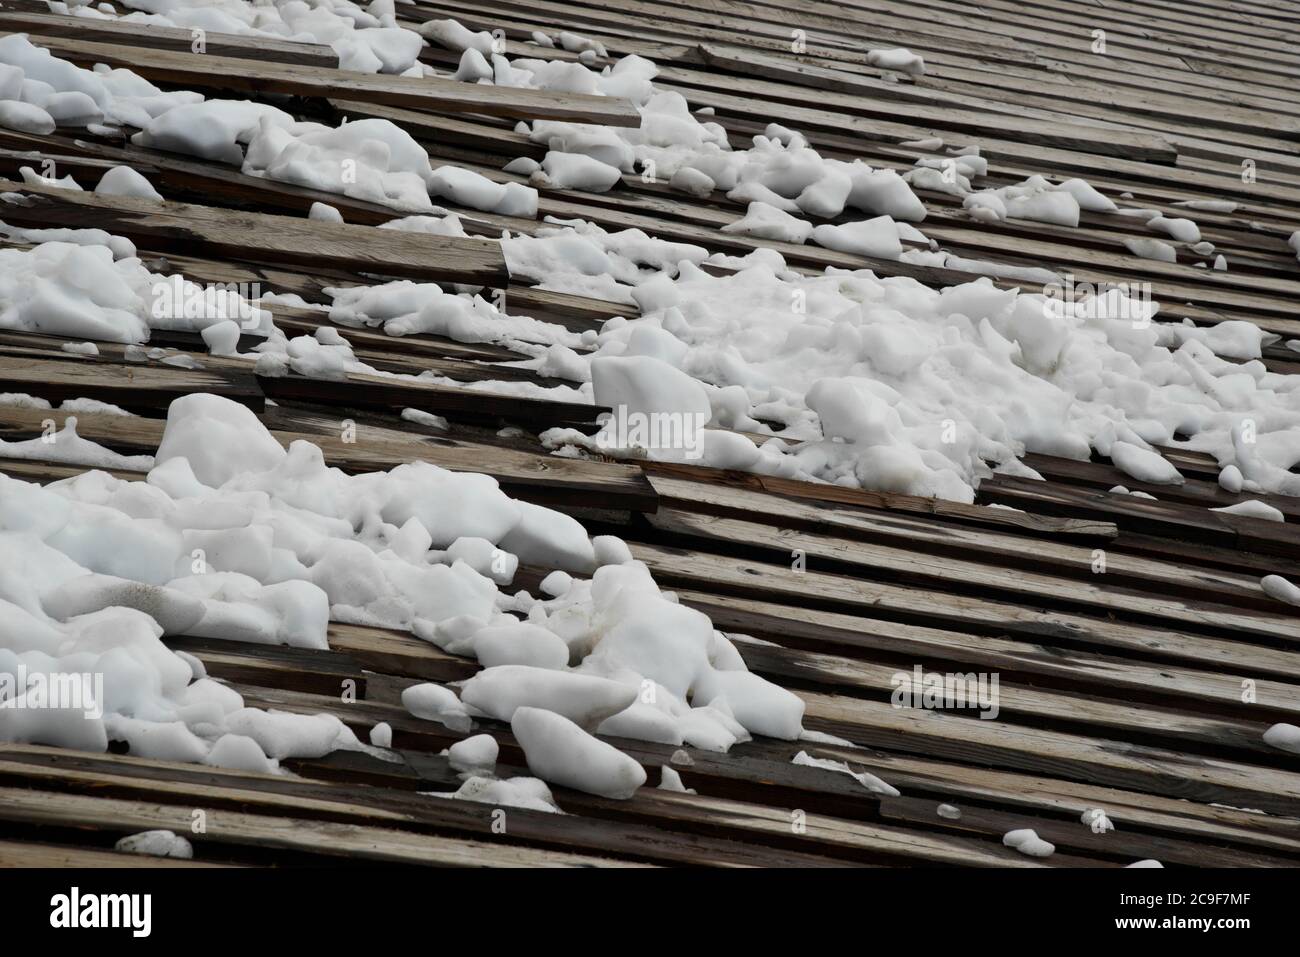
642,463,1117,541
256,367,601,430
0,9,340,66
181,618,1285,762
0,354,263,412
0,839,235,867
980,475,1300,560
649,474,1272,611
1022,451,1300,521
803,694,1300,817
15,33,641,126
748,646,1281,760
814,744,1300,858
230,680,897,822
0,180,509,286
875,795,1293,868
0,783,641,867
629,543,1300,679
0,745,844,868
0,405,659,514
697,43,1298,142
646,507,1293,640
675,590,1300,722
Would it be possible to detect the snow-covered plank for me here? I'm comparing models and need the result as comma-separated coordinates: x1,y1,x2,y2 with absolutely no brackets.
0,180,510,287
0,126,422,228
232,680,898,824
0,327,555,392
316,607,1300,765
1022,452,1300,523
642,462,1117,541
330,98,545,161
20,33,643,126
331,740,1063,866
0,743,844,867
0,9,340,66
0,404,659,514
981,475,1300,561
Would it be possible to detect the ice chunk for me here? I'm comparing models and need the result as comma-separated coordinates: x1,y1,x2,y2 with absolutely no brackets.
458,665,637,729
1003,828,1055,857
115,830,193,859
446,733,499,773
511,706,645,799
1109,441,1183,486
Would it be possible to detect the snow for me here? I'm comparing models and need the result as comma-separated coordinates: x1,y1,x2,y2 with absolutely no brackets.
1,380,807,781
1263,723,1300,754
1260,574,1300,607
155,394,285,487
1080,807,1114,832
136,100,290,164
512,706,646,799
446,733,499,773
1210,500,1284,522
115,829,193,859
811,215,903,260
420,19,497,57
0,417,153,470
0,36,537,219
1124,237,1177,262
470,622,570,669
527,247,1296,502
866,48,926,76
4,11,1300,819
669,166,715,198
929,174,1083,227
722,201,813,244
1109,441,1184,486
658,765,695,793
428,165,538,217
1002,828,1055,857
532,151,623,192
308,201,343,223
0,99,54,134
792,750,899,796
457,666,638,729
72,0,425,75
431,774,562,813
402,682,473,732
95,165,163,201
0,239,275,344
1148,215,1201,244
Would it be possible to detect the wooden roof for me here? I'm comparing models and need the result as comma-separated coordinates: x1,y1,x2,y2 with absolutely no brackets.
1,0,1299,868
